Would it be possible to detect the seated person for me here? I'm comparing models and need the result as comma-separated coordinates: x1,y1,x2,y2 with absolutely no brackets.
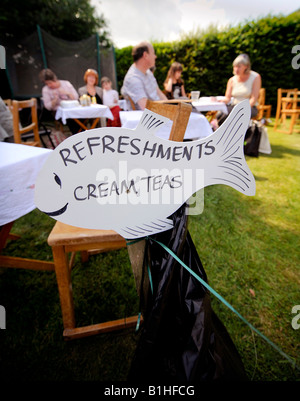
121,41,167,110
163,62,187,99
39,69,80,134
78,68,103,104
40,69,78,110
101,76,121,127
0,97,14,142
217,53,261,125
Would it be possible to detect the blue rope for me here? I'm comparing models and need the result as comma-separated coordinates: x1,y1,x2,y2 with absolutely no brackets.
151,237,299,371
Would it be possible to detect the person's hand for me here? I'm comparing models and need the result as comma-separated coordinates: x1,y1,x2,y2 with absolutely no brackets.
58,89,69,100
51,95,60,109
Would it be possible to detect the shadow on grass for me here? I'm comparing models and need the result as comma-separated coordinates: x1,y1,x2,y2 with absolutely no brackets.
188,185,300,381
263,143,300,159
0,255,141,381
0,210,140,381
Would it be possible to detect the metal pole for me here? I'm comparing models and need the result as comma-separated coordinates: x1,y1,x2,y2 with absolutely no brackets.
37,25,47,69
112,46,118,91
96,33,101,80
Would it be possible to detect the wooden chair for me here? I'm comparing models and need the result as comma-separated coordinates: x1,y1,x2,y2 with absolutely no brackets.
3,99,12,111
253,88,272,122
47,224,129,339
12,98,42,146
123,95,136,110
47,101,192,340
274,88,299,134
12,98,56,148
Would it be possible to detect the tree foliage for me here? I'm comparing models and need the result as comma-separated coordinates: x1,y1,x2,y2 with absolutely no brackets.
115,12,300,112
0,0,111,44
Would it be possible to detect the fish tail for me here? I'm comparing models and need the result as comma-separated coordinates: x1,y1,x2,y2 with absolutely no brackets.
209,100,256,196
120,218,174,239
137,109,172,134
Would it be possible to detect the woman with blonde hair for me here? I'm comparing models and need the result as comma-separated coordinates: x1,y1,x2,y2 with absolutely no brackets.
78,68,103,104
163,62,187,99
217,53,261,124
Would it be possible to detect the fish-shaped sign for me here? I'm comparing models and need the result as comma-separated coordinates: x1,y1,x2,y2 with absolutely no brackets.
34,100,255,239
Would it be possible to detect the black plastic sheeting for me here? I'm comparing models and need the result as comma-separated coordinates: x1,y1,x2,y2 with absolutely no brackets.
128,204,248,382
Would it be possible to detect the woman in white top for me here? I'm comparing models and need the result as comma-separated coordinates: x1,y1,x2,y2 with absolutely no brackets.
218,54,261,124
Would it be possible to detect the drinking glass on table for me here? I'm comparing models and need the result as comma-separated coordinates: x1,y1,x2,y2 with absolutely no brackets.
191,91,200,100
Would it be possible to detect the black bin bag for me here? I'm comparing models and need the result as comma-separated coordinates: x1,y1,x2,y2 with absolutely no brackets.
128,204,247,382
244,122,262,157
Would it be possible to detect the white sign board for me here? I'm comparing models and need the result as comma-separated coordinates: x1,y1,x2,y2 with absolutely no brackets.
35,100,255,239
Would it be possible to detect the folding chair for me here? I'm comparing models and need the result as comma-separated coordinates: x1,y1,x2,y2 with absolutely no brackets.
274,88,299,134
253,88,272,122
12,98,55,148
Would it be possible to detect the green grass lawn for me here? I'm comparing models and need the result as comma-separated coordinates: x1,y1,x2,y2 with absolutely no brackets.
0,120,299,381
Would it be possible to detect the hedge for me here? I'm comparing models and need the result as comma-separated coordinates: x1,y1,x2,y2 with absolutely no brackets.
115,12,300,114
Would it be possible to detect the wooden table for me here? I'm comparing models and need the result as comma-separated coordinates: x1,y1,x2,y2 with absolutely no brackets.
191,97,228,114
153,98,194,104
0,142,54,270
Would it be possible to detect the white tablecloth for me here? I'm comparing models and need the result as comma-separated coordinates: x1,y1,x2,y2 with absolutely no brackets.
120,110,213,140
55,104,114,124
118,99,130,111
192,96,228,114
0,142,52,226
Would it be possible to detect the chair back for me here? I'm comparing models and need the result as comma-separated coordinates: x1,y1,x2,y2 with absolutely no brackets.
12,98,41,146
3,99,12,111
274,88,299,134
275,88,298,117
254,88,272,121
124,95,137,110
145,100,192,141
258,88,265,106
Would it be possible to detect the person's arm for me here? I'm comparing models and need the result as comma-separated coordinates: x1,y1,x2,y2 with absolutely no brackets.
58,81,79,100
219,77,233,103
78,86,85,97
122,74,147,110
96,86,103,102
157,87,167,100
137,97,148,110
181,84,187,98
67,81,79,99
137,87,167,109
164,78,173,93
42,86,57,110
113,89,119,104
249,74,262,107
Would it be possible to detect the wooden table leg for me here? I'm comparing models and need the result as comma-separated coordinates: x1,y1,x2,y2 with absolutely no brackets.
73,118,100,131
73,118,88,131
0,222,15,251
90,118,100,129
52,245,75,329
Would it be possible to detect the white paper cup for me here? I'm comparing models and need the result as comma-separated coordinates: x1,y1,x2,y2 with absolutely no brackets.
191,91,200,100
